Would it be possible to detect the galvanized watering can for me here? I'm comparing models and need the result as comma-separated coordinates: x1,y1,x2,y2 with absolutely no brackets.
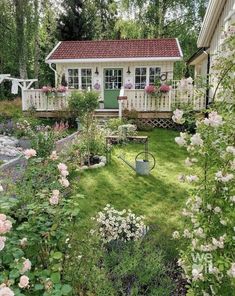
118,151,155,176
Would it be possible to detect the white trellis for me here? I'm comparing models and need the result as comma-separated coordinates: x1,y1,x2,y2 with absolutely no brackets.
0,74,37,110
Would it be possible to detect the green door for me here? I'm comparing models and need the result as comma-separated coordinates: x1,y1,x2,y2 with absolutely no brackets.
104,68,123,109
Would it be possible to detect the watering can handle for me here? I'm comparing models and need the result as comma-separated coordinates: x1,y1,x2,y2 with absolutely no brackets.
135,152,156,171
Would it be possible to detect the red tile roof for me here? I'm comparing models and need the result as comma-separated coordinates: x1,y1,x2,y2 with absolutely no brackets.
47,38,182,60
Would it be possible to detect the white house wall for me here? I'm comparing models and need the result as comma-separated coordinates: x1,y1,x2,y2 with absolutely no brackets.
55,61,174,100
209,0,235,98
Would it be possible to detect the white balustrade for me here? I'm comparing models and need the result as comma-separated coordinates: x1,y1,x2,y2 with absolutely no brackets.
23,81,206,113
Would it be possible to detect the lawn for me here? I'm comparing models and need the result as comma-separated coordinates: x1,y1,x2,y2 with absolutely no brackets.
71,128,192,258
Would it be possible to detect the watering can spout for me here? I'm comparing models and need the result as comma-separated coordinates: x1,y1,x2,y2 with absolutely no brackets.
118,155,136,171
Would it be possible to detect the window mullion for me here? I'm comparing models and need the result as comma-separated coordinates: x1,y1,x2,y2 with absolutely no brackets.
79,69,82,90
147,67,150,86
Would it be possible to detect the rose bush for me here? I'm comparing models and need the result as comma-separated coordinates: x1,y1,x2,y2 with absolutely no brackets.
172,34,235,295
0,149,78,295
173,106,235,295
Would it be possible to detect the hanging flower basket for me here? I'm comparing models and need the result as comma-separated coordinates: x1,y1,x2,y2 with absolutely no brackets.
144,85,156,94
159,84,171,93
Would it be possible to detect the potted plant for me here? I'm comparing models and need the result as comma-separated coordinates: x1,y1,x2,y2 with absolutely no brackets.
159,84,171,93
145,85,156,95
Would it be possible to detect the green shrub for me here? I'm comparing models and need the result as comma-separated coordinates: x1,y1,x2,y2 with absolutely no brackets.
106,118,125,131
68,91,99,120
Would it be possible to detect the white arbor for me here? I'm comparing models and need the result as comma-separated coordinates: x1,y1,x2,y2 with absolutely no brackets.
0,74,37,109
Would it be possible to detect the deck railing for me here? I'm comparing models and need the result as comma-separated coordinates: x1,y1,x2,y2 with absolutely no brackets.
120,83,205,115
22,80,206,114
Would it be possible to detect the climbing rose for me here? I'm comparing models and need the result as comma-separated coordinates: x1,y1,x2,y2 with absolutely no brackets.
227,263,235,278
0,236,6,251
172,231,180,239
175,133,187,146
186,175,199,183
204,111,223,127
21,259,31,273
59,178,70,188
190,133,203,146
24,149,37,159
226,146,235,156
0,286,14,296
57,163,67,172
215,171,234,182
50,150,58,160
172,109,185,124
18,275,29,288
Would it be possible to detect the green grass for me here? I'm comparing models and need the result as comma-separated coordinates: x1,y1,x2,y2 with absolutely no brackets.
71,128,192,258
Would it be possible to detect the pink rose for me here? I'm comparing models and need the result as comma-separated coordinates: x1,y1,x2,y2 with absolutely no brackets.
24,149,37,159
0,286,15,296
0,219,12,234
59,178,70,188
18,275,29,288
0,236,6,251
20,238,28,247
3,220,12,232
50,151,58,161
52,190,60,197
57,163,67,172
60,170,69,177
0,214,6,221
49,196,59,205
21,259,31,273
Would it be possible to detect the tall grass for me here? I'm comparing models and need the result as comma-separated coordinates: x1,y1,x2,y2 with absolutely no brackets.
0,98,23,122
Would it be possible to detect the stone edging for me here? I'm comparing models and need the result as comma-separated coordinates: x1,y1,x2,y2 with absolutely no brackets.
0,131,80,173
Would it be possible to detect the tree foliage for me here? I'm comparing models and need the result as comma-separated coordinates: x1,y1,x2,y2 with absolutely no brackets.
0,0,208,98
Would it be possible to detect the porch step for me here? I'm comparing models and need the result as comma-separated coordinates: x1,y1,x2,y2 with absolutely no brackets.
94,109,119,119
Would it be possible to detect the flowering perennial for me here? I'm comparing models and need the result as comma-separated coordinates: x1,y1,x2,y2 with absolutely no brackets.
172,109,185,124
93,204,148,243
172,108,235,295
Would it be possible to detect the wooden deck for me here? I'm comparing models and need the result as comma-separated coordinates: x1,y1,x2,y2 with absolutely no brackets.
23,110,173,119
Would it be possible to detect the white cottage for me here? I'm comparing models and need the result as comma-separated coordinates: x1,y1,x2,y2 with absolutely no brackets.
45,38,182,109
22,38,204,120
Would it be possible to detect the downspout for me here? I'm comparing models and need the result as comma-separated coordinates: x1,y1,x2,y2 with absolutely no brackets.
49,63,58,87
205,52,210,109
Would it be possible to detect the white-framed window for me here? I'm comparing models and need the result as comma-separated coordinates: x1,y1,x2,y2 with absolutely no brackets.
134,67,161,89
149,67,161,84
135,67,147,89
68,69,79,89
81,68,92,89
67,68,92,89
